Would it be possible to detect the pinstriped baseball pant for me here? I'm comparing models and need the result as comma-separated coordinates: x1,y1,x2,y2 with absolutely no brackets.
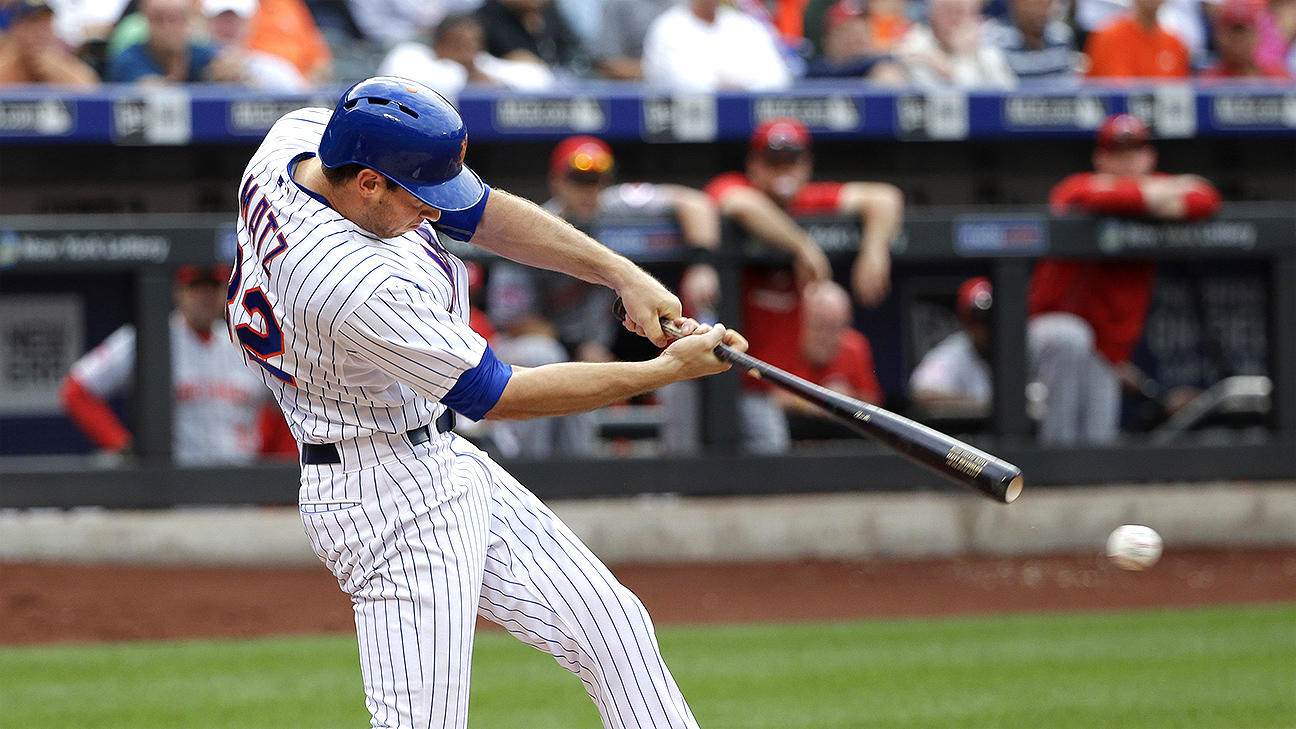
300,432,698,729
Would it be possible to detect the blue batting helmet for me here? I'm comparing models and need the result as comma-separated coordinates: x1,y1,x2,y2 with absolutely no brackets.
318,76,485,212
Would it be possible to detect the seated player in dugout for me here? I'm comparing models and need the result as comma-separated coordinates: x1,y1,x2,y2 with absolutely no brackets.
61,265,295,465
1030,113,1222,445
769,280,886,441
485,134,721,457
909,276,995,421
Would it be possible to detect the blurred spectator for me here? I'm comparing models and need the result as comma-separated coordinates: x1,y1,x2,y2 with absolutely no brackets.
60,265,294,466
1084,0,1191,79
705,118,902,452
348,0,482,49
588,0,671,80
203,0,309,90
1076,0,1219,67
0,0,99,86
1201,0,1292,77
641,0,793,91
1256,0,1296,73
379,12,554,97
865,0,914,50
804,0,913,57
1032,113,1221,444
475,0,583,73
805,0,909,83
108,0,240,83
770,280,885,441
896,0,1017,88
909,276,994,418
487,136,721,458
245,0,333,84
41,0,131,51
554,0,602,45
983,0,1079,82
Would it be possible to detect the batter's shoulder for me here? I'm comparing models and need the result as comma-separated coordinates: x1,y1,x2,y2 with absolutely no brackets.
274,234,411,334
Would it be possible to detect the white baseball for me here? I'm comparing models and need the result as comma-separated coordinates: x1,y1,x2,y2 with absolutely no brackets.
1106,525,1163,570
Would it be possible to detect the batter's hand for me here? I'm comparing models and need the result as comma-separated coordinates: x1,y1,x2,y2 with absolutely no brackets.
661,322,749,379
616,279,682,348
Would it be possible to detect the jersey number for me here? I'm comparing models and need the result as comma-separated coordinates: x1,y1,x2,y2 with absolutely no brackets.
231,279,296,386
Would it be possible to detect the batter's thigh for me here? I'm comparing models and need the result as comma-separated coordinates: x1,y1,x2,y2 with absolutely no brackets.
465,446,700,729
300,455,494,729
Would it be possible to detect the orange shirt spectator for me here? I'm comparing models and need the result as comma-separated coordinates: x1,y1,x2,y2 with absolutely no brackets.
1085,0,1190,78
246,0,333,83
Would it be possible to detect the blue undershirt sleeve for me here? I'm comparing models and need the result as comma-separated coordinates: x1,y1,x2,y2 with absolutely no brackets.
434,185,492,242
440,344,512,421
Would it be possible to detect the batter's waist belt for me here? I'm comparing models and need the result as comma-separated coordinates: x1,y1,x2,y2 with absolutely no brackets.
300,410,456,466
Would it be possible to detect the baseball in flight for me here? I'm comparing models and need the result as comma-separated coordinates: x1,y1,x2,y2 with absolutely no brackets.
1105,524,1163,570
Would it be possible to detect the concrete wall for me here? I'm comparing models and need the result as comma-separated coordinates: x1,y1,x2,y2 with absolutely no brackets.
1,482,1292,566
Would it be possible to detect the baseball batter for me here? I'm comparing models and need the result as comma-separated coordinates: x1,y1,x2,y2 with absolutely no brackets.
226,76,745,729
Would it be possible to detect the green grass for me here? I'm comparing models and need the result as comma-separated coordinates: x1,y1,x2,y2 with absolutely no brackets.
0,603,1292,729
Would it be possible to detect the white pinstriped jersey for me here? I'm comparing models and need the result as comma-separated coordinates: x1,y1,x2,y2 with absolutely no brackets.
247,101,701,729
226,108,486,445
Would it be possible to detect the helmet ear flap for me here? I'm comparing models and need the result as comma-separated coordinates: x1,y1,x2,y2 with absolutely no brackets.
319,77,485,212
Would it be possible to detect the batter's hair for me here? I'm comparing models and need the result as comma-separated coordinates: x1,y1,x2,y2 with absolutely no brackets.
321,162,398,190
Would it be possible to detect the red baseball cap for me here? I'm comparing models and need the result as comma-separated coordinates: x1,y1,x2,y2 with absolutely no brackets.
750,117,812,163
175,264,232,286
1096,113,1150,150
1217,0,1261,27
957,277,993,321
549,135,614,182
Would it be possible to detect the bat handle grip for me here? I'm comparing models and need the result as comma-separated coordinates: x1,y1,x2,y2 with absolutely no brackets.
615,298,743,366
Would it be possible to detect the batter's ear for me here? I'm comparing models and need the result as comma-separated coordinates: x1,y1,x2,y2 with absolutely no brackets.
355,168,387,197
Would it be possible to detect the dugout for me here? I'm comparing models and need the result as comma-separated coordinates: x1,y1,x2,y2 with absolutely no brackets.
0,84,1294,507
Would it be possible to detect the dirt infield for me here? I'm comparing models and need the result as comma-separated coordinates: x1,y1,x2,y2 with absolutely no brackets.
2,547,1294,645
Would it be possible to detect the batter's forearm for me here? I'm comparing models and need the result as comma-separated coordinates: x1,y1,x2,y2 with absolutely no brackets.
471,189,642,291
487,360,682,420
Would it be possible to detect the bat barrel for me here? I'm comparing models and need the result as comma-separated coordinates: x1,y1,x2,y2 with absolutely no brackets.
612,298,1024,504
726,346,1024,504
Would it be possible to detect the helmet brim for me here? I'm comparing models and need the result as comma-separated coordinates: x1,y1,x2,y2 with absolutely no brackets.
406,163,486,213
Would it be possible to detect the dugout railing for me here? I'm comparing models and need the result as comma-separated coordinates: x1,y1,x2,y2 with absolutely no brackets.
0,205,1293,507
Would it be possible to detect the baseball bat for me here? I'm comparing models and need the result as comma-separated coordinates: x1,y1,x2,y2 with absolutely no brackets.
616,299,1023,504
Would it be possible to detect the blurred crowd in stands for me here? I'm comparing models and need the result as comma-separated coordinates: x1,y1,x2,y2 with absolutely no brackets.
1,0,1295,89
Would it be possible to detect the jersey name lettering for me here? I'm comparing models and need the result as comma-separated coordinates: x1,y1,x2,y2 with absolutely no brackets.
239,175,289,278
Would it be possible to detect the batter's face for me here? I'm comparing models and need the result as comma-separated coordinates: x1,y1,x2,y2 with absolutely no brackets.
353,170,444,239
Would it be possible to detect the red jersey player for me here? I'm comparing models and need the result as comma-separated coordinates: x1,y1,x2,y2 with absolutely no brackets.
704,118,903,451
1029,113,1221,444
